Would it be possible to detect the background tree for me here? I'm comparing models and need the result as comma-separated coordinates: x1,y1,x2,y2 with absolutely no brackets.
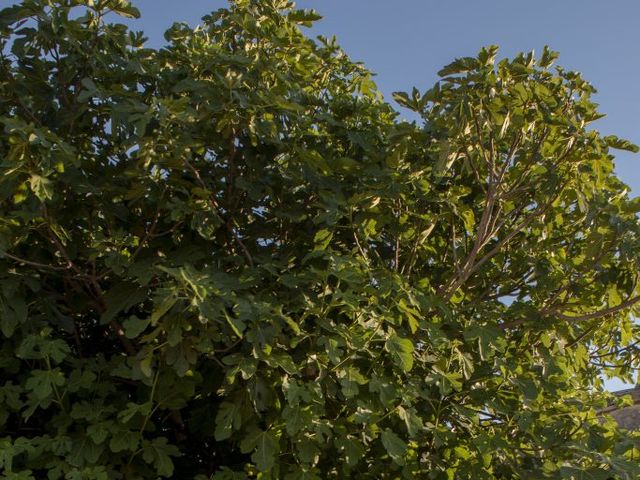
0,1,639,478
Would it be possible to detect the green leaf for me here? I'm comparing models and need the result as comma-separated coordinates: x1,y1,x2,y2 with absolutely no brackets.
392,91,415,110
288,9,322,25
296,437,320,465
243,430,277,472
539,46,559,68
211,468,248,480
87,423,110,445
434,140,458,177
110,1,141,19
109,430,140,453
438,56,479,76
284,467,321,480
122,316,149,339
0,438,16,471
100,283,147,324
283,405,306,436
142,438,180,477
313,229,333,251
0,295,25,339
150,295,177,325
604,135,639,152
380,429,407,465
397,299,420,334
397,406,424,438
335,436,364,467
464,324,503,360
25,369,65,400
282,314,301,335
78,78,98,102
215,401,242,441
0,5,36,29
28,175,53,201
118,401,151,423
385,333,414,372
224,311,246,338
69,436,103,465
458,207,475,233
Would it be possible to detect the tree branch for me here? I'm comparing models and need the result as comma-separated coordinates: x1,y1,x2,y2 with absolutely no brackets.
554,295,640,323
184,157,254,267
2,252,71,271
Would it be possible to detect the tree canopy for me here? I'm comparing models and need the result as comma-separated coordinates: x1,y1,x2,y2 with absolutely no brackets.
1,1,639,478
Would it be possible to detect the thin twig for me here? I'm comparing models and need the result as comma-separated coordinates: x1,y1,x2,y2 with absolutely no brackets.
184,158,254,267
131,187,167,262
2,252,70,271
555,295,640,323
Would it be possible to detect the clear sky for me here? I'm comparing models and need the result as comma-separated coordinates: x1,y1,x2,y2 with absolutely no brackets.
127,0,640,195
125,1,638,390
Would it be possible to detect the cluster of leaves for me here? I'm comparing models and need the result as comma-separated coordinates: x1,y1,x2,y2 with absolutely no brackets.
1,0,639,478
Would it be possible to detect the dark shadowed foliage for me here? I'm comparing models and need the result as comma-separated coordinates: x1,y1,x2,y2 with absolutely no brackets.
1,1,639,478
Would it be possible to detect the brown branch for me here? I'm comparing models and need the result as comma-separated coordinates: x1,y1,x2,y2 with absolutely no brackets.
214,337,244,354
472,107,494,173
510,132,573,196
40,208,138,356
500,132,523,181
88,284,137,356
500,294,640,331
554,295,640,323
184,158,254,267
226,134,237,202
150,221,183,239
541,231,615,313
440,126,574,301
353,230,370,264
401,221,435,276
131,188,167,262
440,176,499,298
2,252,71,271
466,179,569,280
41,209,83,276
450,221,462,278
512,129,548,181
467,153,487,195
590,339,640,359
485,268,536,301
109,320,137,356
393,199,402,271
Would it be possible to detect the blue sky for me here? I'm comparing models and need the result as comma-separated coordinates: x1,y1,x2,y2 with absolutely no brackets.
126,1,638,389
128,0,640,195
